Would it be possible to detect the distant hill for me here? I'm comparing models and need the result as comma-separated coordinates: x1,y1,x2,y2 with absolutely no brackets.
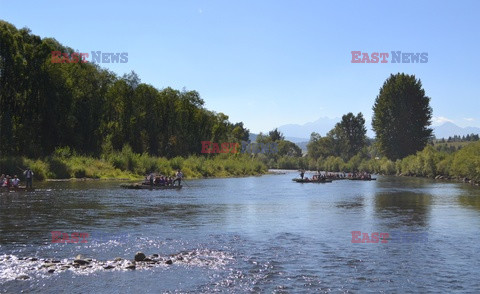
433,122,480,139
249,134,309,144
277,117,339,139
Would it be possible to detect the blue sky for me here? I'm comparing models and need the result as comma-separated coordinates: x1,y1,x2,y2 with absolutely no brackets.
1,0,479,134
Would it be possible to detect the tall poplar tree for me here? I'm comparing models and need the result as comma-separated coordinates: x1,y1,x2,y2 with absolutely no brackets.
372,73,433,160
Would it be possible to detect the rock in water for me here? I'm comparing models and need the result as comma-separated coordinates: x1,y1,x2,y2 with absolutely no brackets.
16,274,30,280
125,264,136,270
165,259,173,265
134,252,146,262
74,259,90,265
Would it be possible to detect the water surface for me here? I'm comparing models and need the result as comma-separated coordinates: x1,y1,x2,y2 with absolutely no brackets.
1,172,480,292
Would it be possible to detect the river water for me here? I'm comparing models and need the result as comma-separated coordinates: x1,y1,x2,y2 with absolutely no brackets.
1,171,480,293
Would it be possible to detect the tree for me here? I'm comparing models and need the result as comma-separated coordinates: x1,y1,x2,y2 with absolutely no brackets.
306,113,366,161
277,140,302,157
337,112,367,159
306,132,335,160
230,122,250,142
268,128,285,142
372,73,433,160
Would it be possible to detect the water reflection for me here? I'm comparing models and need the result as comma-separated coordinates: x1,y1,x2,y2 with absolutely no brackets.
458,195,480,211
374,192,432,227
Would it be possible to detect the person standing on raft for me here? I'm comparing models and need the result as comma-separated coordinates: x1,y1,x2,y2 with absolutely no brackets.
173,170,184,186
23,168,34,188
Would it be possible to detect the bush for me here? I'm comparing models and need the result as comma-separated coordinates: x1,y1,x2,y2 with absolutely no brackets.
47,157,71,179
450,141,480,180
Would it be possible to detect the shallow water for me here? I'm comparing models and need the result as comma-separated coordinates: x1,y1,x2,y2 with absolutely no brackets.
1,172,480,293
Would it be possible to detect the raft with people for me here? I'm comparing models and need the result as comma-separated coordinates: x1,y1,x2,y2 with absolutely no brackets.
292,178,332,183
293,171,376,183
0,172,35,192
121,183,182,190
121,170,184,190
292,174,333,183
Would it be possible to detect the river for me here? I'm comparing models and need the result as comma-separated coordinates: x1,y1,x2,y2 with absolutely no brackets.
1,171,480,293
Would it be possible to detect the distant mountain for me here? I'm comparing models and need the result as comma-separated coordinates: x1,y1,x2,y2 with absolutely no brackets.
250,120,479,150
433,122,480,139
249,134,310,144
284,136,310,144
277,117,340,139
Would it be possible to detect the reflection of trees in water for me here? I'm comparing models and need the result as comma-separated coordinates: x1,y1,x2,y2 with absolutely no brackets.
335,197,365,210
374,192,432,227
458,195,480,211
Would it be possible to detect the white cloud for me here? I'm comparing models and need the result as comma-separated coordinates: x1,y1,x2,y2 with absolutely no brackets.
432,116,454,125
463,117,475,122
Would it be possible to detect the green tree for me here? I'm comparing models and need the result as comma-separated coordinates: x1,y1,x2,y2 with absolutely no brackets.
277,140,302,157
307,113,366,161
268,128,285,142
372,73,433,160
337,112,367,159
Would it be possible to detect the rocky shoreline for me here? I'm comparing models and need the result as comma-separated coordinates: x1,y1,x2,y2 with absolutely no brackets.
1,250,233,281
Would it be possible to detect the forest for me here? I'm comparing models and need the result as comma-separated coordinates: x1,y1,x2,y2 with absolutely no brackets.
0,20,265,179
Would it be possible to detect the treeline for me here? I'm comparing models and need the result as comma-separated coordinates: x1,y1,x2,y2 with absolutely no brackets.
263,140,480,183
0,20,249,158
252,113,370,170
437,134,480,143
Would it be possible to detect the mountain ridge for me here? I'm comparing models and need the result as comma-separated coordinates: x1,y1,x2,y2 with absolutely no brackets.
251,120,480,144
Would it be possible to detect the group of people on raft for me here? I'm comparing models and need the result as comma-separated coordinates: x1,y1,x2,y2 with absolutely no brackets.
299,170,373,181
0,168,34,189
144,170,184,187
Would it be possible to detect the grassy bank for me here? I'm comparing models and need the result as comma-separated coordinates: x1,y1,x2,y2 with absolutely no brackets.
0,146,267,181
266,141,480,184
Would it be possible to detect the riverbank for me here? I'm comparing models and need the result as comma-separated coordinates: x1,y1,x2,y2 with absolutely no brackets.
0,148,267,181
269,141,480,186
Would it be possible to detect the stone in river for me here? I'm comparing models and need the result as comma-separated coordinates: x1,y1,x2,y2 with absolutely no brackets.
152,254,159,258
41,263,56,268
48,269,55,274
134,252,146,262
125,264,136,270
74,259,90,265
104,265,115,270
16,274,30,280
165,259,173,265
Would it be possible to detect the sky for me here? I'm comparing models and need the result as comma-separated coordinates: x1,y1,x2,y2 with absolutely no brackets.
1,0,479,134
